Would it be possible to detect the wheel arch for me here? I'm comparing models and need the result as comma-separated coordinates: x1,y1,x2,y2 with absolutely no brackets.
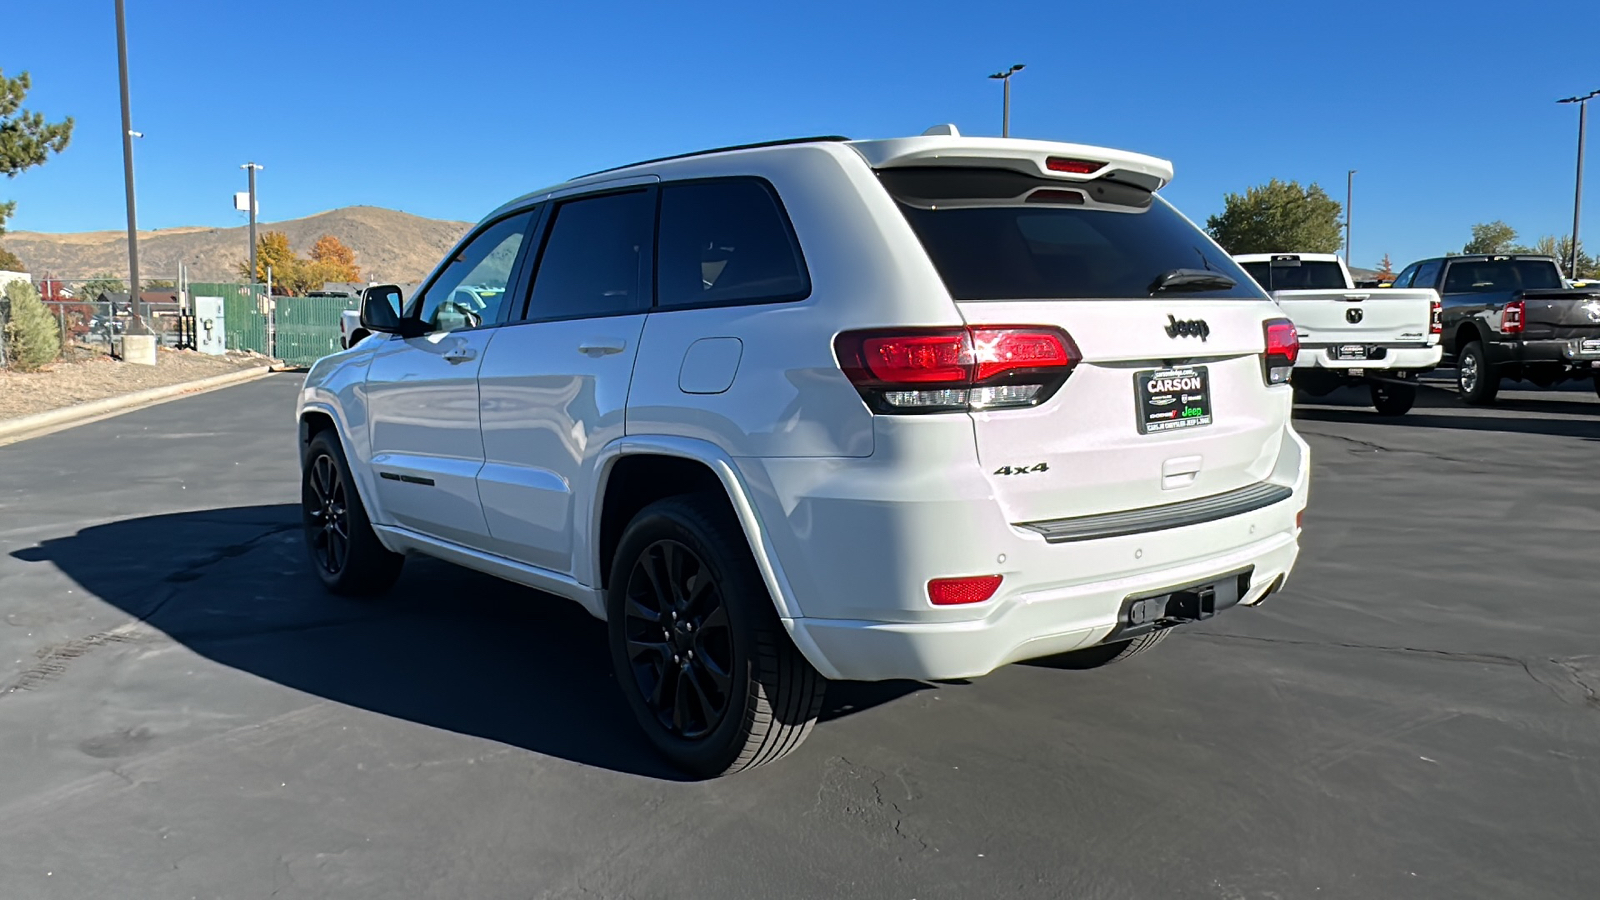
1454,320,1489,352
298,403,388,542
587,437,801,622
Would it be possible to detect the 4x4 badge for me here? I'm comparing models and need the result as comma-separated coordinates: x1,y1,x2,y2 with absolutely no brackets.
1165,316,1210,341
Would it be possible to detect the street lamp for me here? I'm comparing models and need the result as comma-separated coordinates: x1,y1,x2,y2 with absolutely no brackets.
988,64,1025,138
1346,169,1356,266
241,163,264,286
1558,89,1599,279
114,0,145,332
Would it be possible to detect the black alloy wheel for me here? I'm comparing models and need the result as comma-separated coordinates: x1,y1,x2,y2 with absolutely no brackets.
622,539,735,740
304,450,351,577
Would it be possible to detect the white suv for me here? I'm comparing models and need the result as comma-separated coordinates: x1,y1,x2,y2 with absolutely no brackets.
297,130,1310,777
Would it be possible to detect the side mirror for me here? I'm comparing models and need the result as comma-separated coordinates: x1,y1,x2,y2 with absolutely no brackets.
359,285,405,333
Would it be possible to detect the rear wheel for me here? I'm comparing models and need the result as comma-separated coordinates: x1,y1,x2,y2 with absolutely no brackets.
1456,342,1499,405
301,432,403,596
1370,380,1417,416
608,495,824,778
1040,630,1171,669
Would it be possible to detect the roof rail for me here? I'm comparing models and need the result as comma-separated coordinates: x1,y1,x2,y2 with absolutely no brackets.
574,135,852,179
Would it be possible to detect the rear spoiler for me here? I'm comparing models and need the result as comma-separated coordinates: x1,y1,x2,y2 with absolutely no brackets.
849,136,1173,191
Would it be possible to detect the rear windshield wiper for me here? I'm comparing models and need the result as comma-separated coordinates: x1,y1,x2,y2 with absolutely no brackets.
1149,268,1237,294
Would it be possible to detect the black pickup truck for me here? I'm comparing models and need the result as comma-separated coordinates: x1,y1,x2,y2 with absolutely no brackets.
1389,254,1600,404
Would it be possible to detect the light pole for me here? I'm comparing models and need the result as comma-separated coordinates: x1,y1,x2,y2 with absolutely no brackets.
114,0,145,331
1558,90,1599,279
241,162,264,286
1345,169,1356,267
988,64,1025,138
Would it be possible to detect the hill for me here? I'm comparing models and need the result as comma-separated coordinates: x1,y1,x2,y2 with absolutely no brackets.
1,206,472,286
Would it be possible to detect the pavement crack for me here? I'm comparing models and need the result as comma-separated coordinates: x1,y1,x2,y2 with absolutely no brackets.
139,523,300,621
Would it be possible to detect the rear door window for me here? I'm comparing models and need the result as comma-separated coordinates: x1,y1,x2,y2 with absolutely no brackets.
656,179,809,309
879,167,1266,301
524,190,654,321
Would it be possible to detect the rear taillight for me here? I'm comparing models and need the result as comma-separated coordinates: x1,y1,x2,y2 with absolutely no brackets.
928,575,1003,606
1046,157,1107,175
1262,318,1299,386
836,326,1081,413
1430,298,1442,335
1501,300,1525,334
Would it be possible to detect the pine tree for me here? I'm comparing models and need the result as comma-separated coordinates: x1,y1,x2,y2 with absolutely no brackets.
3,278,61,370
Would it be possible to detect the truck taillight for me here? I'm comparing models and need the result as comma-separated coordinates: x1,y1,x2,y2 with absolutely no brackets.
1430,298,1442,335
834,326,1081,413
1262,318,1298,386
1501,300,1525,335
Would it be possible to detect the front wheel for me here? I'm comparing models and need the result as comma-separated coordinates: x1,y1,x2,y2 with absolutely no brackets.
1456,342,1500,405
608,495,824,778
301,432,404,596
1370,381,1417,416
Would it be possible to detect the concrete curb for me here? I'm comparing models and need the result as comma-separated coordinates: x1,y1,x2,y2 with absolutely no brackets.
0,365,276,443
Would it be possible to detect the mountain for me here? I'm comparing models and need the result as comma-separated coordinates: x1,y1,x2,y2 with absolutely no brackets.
0,206,473,286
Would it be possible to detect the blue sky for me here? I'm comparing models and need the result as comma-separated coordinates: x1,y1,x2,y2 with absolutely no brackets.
3,0,1597,270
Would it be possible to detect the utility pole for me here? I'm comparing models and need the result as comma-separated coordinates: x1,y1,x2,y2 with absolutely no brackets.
1345,169,1356,266
1558,90,1599,279
988,64,1025,138
242,162,264,286
114,0,144,331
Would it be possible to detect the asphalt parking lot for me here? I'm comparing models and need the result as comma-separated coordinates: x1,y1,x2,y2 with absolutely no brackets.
1,373,1596,899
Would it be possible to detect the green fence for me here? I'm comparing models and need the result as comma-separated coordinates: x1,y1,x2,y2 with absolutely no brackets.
189,282,269,356
275,295,359,367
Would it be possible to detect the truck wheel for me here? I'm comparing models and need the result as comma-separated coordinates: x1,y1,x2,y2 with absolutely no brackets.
301,432,404,596
608,495,825,778
1041,630,1170,669
1370,381,1417,416
1456,342,1499,405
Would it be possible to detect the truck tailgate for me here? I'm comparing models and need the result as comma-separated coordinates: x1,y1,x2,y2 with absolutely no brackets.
1272,288,1438,345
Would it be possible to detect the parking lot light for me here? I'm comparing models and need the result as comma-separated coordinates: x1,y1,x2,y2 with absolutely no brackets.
1558,90,1600,279
988,64,1025,138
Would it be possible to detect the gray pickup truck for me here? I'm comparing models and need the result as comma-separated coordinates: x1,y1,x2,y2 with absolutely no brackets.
1389,254,1600,404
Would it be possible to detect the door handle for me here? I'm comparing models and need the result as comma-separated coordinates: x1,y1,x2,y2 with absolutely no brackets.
578,338,627,355
443,347,478,364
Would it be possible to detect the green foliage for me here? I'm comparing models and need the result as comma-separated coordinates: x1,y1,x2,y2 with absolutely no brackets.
76,274,127,302
0,244,23,272
144,279,176,289
1205,179,1343,254
1462,221,1521,255
3,278,61,370
0,69,74,235
1529,235,1597,278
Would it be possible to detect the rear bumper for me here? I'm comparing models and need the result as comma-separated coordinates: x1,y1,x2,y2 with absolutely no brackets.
742,427,1310,682
1490,338,1600,366
1295,344,1442,372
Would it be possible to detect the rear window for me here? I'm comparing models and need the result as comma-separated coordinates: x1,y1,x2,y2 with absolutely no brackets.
1443,259,1565,293
1239,260,1347,291
879,167,1266,301
656,179,809,309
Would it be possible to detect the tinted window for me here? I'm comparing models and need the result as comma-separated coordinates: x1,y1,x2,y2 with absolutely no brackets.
1411,260,1441,290
411,211,534,333
1239,260,1347,291
656,180,808,308
526,190,653,320
1442,259,1560,294
881,168,1265,301
1390,264,1418,288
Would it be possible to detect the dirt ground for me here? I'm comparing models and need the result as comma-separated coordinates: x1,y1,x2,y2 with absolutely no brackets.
0,346,272,421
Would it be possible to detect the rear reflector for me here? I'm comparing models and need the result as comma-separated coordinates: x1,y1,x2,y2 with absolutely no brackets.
836,326,1080,413
1501,300,1525,334
1262,318,1299,385
928,575,1003,606
1045,157,1107,175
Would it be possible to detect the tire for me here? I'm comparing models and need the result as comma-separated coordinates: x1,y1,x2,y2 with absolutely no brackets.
1041,630,1171,669
1456,342,1499,405
1370,381,1417,416
301,432,404,596
607,495,825,778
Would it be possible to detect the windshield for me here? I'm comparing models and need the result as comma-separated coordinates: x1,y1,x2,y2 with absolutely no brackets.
1240,260,1347,291
880,167,1266,301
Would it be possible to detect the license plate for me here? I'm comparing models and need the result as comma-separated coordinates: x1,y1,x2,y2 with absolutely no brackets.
1336,344,1368,360
1135,366,1212,434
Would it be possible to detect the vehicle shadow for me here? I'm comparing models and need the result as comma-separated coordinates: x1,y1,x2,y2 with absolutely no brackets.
1294,384,1600,439
11,505,929,781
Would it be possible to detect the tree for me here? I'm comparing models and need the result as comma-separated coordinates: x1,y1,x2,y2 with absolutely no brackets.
3,278,60,370
1376,254,1394,278
1,70,74,234
1462,221,1522,255
309,234,362,283
144,279,176,290
1205,179,1343,254
1529,235,1597,279
76,273,127,303
0,244,22,272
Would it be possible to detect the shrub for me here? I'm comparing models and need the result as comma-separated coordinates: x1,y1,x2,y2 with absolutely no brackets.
3,279,61,371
